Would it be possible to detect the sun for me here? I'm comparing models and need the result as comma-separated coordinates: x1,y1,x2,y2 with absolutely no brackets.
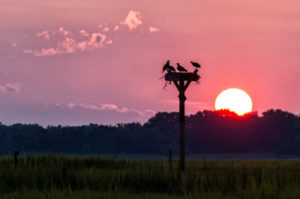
215,88,253,116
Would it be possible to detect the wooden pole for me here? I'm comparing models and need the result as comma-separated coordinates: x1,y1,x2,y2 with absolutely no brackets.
165,70,200,172
179,80,186,171
14,150,19,165
168,148,173,170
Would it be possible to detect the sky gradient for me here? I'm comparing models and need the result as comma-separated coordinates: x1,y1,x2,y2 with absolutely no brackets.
1,0,300,126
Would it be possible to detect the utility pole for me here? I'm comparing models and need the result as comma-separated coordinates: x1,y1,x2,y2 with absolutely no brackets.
165,69,200,171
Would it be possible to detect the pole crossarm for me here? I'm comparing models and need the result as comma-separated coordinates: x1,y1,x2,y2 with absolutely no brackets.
173,81,180,91
183,80,192,92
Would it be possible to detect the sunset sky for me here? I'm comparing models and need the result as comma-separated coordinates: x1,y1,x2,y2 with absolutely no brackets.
1,0,299,126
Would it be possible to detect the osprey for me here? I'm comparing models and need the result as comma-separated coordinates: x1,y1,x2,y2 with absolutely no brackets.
168,65,176,72
162,60,170,73
190,61,201,68
176,63,187,72
163,60,176,72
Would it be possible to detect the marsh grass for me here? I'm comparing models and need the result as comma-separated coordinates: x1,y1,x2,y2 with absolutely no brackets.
0,155,299,198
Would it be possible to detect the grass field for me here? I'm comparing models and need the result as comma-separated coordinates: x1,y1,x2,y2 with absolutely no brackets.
0,155,299,199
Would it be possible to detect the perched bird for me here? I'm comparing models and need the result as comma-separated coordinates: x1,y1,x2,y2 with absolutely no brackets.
190,61,201,68
168,65,176,72
162,60,170,73
176,63,187,72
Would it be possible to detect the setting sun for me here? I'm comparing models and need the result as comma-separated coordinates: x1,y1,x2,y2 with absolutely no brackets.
215,88,253,116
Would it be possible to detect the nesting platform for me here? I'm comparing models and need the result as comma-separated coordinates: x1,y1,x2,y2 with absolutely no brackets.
164,70,200,82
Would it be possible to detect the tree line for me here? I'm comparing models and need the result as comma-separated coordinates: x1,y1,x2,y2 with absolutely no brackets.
0,109,299,155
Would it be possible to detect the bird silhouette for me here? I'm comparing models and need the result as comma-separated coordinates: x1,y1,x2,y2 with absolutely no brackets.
162,60,170,73
168,65,176,72
176,63,187,72
190,61,201,68
163,60,176,72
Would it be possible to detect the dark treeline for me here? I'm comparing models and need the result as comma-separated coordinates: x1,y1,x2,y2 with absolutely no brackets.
0,109,299,155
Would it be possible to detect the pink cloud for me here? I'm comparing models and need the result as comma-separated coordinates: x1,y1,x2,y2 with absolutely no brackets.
103,27,110,32
149,26,159,33
77,41,88,51
64,102,155,116
37,30,50,40
113,25,119,31
58,27,69,36
121,10,143,31
30,32,107,56
58,37,77,53
21,10,157,57
80,30,89,37
11,42,17,47
23,49,33,54
88,33,106,48
0,83,21,93
67,103,75,109
34,48,59,56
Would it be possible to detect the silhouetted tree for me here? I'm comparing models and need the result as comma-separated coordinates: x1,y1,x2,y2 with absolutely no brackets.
0,109,299,156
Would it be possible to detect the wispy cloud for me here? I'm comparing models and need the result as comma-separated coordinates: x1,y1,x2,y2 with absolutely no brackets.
149,26,159,33
79,30,89,37
0,83,22,93
58,27,70,36
40,102,156,126
102,27,110,32
21,10,158,57
24,32,107,56
121,10,143,31
113,25,120,31
11,42,17,47
65,102,155,116
106,40,113,45
23,49,33,54
36,30,50,40
34,48,59,56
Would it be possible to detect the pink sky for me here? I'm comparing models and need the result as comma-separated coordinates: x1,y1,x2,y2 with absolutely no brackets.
0,0,299,126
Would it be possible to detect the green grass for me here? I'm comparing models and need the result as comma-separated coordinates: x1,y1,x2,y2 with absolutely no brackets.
0,155,299,198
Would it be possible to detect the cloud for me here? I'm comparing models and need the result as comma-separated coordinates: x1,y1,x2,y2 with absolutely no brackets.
58,37,77,53
58,27,69,36
22,10,158,56
31,32,106,56
80,30,89,37
121,10,143,31
0,83,21,93
77,41,88,51
11,42,17,47
37,30,50,40
113,25,119,31
89,33,106,47
38,102,156,126
149,26,159,33
65,102,155,117
34,48,59,56
23,49,33,54
103,27,110,32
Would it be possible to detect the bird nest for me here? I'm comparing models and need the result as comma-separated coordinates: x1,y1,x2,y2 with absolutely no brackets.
164,71,200,82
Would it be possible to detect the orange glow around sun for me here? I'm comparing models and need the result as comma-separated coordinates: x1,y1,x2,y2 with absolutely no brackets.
215,88,253,116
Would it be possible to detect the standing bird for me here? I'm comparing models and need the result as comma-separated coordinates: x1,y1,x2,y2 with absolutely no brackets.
176,63,187,72
190,61,201,68
162,60,170,73
168,64,176,72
